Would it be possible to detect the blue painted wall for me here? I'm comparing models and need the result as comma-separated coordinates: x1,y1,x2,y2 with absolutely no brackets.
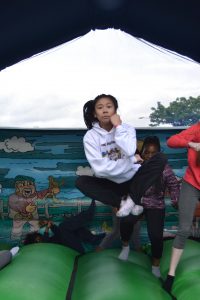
0,127,186,247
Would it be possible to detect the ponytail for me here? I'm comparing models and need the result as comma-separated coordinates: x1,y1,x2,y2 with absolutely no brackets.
83,100,96,129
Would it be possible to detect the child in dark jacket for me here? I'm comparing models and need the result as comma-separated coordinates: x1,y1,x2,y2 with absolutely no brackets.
23,200,105,254
119,136,180,278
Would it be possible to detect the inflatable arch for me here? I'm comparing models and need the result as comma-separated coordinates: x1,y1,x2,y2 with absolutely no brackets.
0,127,200,300
0,0,200,71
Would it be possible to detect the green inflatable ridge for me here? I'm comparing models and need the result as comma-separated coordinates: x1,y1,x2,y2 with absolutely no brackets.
1,240,200,300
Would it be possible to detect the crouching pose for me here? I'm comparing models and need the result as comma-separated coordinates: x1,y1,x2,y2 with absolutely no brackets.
76,94,167,219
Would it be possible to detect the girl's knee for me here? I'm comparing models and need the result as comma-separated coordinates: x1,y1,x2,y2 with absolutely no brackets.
75,176,87,189
178,226,191,237
173,229,190,249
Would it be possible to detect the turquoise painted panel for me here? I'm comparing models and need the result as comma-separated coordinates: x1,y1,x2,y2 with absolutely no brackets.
0,128,186,247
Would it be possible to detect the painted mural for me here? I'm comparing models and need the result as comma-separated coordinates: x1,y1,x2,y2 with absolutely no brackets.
0,127,188,248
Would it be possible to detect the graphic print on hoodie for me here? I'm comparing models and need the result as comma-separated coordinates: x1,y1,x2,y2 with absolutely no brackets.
83,122,141,184
101,140,124,160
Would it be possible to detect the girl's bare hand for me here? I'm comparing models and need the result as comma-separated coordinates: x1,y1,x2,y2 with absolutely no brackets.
47,220,53,228
110,114,122,127
188,142,200,151
134,154,144,164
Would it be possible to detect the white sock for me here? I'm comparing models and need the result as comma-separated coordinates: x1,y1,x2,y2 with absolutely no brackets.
152,266,161,278
118,245,130,261
10,246,20,257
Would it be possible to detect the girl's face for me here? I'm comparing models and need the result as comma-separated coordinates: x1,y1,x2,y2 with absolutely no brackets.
142,144,159,161
94,97,116,129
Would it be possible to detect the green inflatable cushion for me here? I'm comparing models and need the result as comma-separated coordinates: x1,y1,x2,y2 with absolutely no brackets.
0,243,77,300
72,249,171,300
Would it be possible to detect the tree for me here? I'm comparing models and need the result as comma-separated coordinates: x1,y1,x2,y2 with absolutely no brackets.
149,96,200,126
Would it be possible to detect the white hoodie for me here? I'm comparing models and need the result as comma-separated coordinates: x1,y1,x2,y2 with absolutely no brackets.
83,123,141,183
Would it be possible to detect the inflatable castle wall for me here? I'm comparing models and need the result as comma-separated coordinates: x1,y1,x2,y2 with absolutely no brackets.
0,127,187,248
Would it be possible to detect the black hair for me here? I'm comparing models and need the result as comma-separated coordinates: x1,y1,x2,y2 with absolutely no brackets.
23,232,43,245
83,94,118,129
140,136,161,154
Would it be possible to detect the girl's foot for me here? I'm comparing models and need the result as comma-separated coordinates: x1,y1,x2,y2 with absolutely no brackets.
116,197,134,217
162,275,177,300
118,245,130,261
10,246,20,257
162,274,175,293
152,265,161,278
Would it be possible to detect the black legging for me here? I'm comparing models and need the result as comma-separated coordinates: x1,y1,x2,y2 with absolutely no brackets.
120,208,165,259
75,152,167,209
145,209,165,259
46,199,98,254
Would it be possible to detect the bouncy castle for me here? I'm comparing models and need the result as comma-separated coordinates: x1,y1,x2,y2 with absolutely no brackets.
0,1,200,299
1,126,200,300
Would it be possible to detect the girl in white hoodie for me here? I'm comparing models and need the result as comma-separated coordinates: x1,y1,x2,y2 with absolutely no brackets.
75,94,167,256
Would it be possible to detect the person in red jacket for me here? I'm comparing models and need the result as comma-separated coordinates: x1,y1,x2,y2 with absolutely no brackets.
163,122,200,296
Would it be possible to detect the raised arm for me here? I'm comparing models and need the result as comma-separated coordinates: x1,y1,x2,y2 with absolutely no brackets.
167,123,200,148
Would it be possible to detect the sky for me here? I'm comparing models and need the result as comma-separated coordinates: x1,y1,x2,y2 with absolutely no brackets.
0,28,200,129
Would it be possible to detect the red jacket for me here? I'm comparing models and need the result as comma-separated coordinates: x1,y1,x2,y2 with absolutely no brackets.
167,122,200,190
